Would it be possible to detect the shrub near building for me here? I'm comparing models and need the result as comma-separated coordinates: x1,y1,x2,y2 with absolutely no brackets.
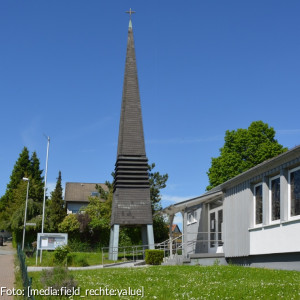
145,250,164,265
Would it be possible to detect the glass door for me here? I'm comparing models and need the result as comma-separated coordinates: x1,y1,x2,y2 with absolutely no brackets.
209,207,223,253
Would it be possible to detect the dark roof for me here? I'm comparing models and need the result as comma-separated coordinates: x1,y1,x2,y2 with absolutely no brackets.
64,182,108,203
117,20,146,157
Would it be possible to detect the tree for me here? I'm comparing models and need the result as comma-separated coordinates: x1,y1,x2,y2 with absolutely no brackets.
206,121,287,190
0,147,44,245
58,214,80,239
0,147,31,213
29,151,44,202
148,163,169,212
48,171,66,232
147,163,169,243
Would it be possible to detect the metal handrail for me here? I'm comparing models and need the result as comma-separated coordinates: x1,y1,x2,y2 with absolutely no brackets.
101,231,224,265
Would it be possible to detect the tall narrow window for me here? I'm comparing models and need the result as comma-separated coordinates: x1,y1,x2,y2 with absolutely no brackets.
254,184,263,225
290,167,300,217
270,176,280,222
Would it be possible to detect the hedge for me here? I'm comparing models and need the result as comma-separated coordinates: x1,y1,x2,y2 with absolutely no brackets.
145,250,164,265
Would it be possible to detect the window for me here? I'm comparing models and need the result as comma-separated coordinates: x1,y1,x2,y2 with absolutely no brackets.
187,210,197,225
91,192,100,197
270,176,280,222
289,167,300,217
254,184,263,225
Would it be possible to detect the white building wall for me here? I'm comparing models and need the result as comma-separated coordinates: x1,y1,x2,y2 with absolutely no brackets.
250,221,300,254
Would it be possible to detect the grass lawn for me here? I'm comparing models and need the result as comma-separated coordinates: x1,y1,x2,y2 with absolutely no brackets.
29,265,300,299
26,251,115,267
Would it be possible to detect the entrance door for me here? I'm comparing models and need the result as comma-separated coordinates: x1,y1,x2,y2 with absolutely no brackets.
209,207,223,253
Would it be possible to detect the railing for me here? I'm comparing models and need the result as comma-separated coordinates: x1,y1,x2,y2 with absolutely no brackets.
101,232,223,265
17,244,35,299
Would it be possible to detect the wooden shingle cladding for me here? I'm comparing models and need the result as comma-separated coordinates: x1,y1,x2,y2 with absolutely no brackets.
110,21,153,226
117,22,146,157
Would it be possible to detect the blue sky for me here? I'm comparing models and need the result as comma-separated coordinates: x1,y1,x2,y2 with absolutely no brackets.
1,1,300,227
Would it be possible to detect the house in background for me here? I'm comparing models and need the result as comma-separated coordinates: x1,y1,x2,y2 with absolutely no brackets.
168,224,182,250
65,182,108,214
162,145,300,271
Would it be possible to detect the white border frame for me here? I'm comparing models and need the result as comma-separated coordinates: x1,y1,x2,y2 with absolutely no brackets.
208,206,223,253
269,175,281,224
187,210,197,225
253,183,263,227
288,166,300,221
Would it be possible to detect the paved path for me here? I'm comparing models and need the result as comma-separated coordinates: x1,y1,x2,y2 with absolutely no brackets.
0,242,16,300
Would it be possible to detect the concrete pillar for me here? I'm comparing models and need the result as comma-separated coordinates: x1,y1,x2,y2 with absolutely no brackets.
180,210,185,255
147,224,155,250
141,226,148,248
168,214,174,258
109,224,119,261
182,210,188,258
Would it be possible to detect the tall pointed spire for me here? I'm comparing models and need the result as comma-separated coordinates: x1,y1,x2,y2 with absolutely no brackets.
117,17,145,157
109,14,154,259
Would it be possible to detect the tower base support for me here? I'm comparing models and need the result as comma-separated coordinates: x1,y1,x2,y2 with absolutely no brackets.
109,224,120,261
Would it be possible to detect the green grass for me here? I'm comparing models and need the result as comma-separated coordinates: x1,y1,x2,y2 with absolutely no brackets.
28,265,300,299
26,251,116,267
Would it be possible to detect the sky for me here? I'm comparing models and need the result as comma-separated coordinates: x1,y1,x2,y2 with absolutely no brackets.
1,1,300,228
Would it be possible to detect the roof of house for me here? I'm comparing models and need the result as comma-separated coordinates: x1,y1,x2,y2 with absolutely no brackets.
168,224,181,233
64,182,108,203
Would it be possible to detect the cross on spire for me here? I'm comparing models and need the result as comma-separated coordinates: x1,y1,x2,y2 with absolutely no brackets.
126,8,136,20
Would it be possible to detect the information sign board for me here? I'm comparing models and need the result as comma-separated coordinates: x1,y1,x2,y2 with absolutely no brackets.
37,233,68,250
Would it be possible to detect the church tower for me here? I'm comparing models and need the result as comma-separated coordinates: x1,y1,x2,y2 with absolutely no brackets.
109,11,154,260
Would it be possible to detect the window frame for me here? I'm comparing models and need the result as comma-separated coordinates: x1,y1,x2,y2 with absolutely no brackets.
269,175,281,224
253,183,263,227
288,166,300,220
187,210,197,225
90,191,100,197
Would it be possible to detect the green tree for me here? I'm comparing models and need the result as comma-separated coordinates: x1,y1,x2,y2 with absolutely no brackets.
0,147,44,245
58,214,80,235
148,163,169,243
206,121,287,190
148,163,169,212
0,147,31,213
29,151,44,201
48,171,66,232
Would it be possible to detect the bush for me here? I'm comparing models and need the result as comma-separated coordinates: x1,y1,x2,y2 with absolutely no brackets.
145,250,164,265
40,266,77,291
74,255,89,267
53,245,70,265
67,253,89,267
68,239,90,252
